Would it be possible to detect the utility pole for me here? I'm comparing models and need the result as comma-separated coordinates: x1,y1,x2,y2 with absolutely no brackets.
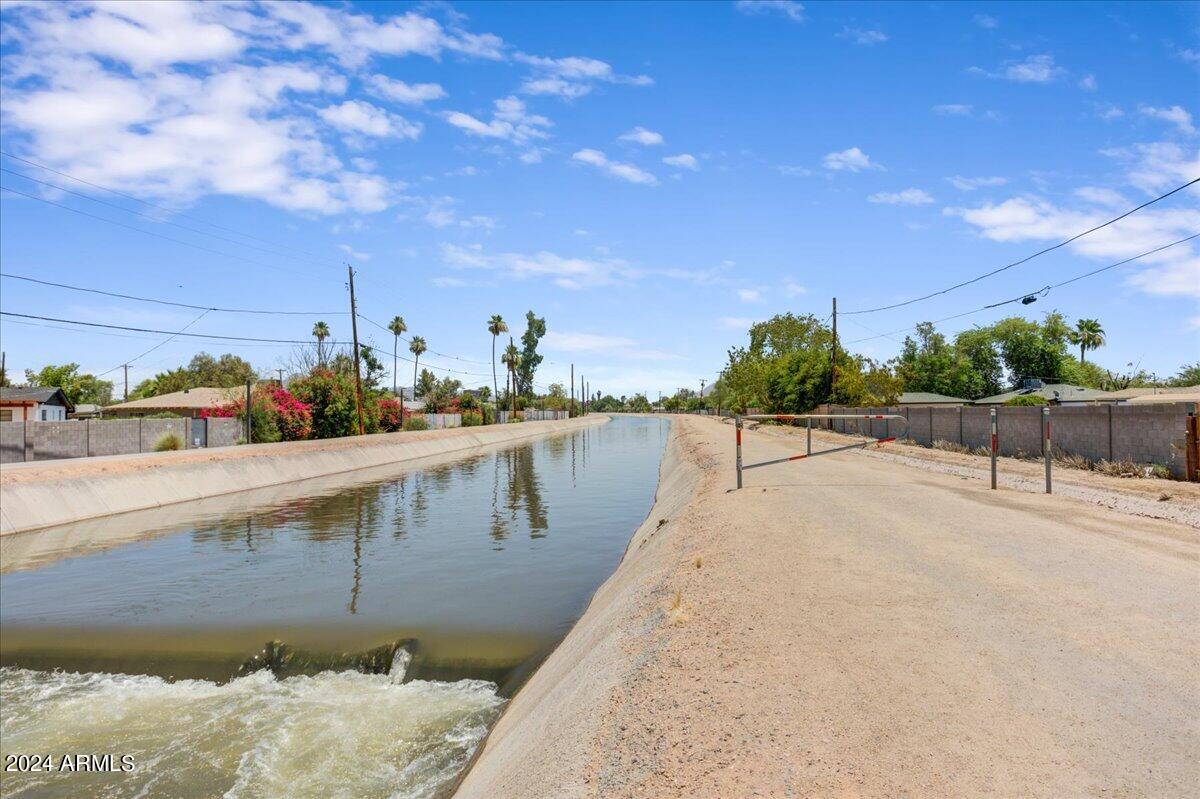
276,368,284,387
347,265,366,436
245,379,252,443
123,363,129,401
830,297,838,402
570,363,575,417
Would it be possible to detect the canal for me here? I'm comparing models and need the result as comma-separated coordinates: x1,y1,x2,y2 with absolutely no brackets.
0,415,670,799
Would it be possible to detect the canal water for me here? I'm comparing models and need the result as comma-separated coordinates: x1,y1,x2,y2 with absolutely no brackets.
0,416,669,799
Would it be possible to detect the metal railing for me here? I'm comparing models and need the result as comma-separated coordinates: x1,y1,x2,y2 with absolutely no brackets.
734,413,908,489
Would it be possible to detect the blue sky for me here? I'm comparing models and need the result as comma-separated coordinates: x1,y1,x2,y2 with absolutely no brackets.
0,0,1197,398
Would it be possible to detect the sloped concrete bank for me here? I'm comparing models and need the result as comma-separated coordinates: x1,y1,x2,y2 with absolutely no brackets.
0,416,607,536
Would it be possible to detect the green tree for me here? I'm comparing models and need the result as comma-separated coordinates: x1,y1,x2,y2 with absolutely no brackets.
990,313,1071,384
1068,318,1106,364
516,310,546,396
24,363,113,406
312,321,331,367
387,316,407,396
409,336,427,397
416,368,437,400
423,376,463,413
1172,362,1200,387
487,314,508,418
291,369,377,438
501,342,521,414
187,352,256,387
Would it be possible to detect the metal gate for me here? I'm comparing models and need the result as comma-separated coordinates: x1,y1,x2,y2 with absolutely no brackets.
734,413,908,488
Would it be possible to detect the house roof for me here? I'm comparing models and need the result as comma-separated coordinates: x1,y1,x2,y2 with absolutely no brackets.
102,387,238,412
1091,385,1200,402
0,386,74,411
973,383,1110,404
898,391,969,405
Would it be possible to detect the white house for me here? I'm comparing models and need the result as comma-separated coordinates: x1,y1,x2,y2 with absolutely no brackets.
0,387,74,421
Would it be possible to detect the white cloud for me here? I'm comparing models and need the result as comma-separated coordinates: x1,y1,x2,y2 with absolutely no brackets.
948,195,1200,298
947,175,1008,191
838,27,888,46
738,288,764,303
734,1,805,23
1139,105,1196,136
933,104,973,117
543,332,636,351
971,54,1064,83
619,127,664,146
338,243,370,261
1097,103,1125,121
868,188,934,205
444,96,551,144
432,276,469,288
973,14,999,29
423,197,457,228
1079,74,1097,92
571,149,658,185
719,316,758,329
1074,186,1128,209
518,148,548,164
0,1,511,215
777,165,813,177
1101,141,1200,194
784,280,806,297
663,153,699,170
363,74,446,105
822,147,881,172
439,243,635,289
319,100,421,139
515,53,652,99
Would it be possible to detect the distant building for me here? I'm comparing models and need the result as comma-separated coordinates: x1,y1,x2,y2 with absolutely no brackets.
973,380,1110,405
1088,385,1200,405
0,387,74,421
101,387,238,418
69,403,103,420
897,391,968,407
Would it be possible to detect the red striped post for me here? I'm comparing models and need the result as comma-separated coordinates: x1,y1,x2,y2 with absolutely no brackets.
1043,406,1052,494
990,407,998,490
735,415,743,489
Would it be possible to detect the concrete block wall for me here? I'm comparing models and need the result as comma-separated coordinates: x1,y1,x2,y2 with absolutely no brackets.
87,420,142,456
827,402,1196,478
207,418,242,447
32,421,87,461
1,421,26,464
141,419,187,451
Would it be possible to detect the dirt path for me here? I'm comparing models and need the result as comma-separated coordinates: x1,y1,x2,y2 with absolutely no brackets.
457,415,1200,799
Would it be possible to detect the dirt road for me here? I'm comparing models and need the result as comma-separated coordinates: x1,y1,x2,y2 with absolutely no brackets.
457,415,1199,798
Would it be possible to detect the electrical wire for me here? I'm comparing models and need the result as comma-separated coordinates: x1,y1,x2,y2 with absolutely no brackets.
841,177,1200,315
95,308,213,377
0,272,346,316
842,233,1199,344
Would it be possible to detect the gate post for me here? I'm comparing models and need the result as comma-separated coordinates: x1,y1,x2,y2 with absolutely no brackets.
735,415,743,490
1043,406,1052,494
806,416,812,455
990,408,998,490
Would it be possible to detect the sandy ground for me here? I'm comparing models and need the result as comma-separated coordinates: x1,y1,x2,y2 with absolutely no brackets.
456,415,1200,799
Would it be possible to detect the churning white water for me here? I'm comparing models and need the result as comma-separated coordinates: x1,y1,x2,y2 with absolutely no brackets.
0,661,503,799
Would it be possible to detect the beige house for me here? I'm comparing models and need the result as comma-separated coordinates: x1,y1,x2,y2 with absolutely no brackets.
101,387,239,418
1089,385,1200,405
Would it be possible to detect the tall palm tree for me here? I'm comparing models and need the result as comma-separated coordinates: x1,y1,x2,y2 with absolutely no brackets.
312,321,330,367
487,315,508,420
1069,318,1106,364
387,316,407,396
502,340,521,416
409,336,427,399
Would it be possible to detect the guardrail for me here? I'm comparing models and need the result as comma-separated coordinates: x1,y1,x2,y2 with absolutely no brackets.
734,413,908,489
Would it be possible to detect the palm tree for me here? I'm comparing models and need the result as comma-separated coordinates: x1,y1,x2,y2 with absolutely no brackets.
312,321,330,367
387,316,407,396
1069,319,1106,364
487,315,508,421
502,340,521,416
409,336,427,399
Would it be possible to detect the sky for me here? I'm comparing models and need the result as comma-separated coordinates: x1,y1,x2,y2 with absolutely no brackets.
0,0,1197,399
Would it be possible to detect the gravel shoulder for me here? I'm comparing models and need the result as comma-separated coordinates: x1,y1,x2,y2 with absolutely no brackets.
456,415,1200,799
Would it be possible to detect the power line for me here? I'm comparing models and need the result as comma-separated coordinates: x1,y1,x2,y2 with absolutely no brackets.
0,186,327,278
95,308,213,377
356,312,494,366
843,233,1199,344
842,177,1200,315
0,272,345,316
0,150,334,265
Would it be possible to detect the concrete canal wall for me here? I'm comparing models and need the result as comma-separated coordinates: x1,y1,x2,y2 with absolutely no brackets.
0,416,607,536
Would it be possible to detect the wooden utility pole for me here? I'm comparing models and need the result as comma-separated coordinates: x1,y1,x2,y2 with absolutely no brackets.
276,368,284,387
347,265,366,436
570,363,575,417
830,297,838,402
510,336,518,417
123,363,129,400
245,379,252,443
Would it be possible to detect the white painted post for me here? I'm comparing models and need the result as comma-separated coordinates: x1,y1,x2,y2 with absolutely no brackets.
1043,406,1052,494
806,416,812,455
990,408,998,490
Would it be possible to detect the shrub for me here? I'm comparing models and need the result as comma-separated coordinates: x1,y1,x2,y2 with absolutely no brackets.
1004,395,1047,406
507,415,523,423
202,386,310,443
461,411,483,427
377,397,405,432
153,433,183,451
403,416,429,431
290,369,377,438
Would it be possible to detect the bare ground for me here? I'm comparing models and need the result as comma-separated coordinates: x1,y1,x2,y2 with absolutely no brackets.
456,415,1200,799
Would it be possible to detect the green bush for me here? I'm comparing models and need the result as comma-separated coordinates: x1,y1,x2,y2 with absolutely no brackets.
461,411,483,427
153,433,183,451
507,415,523,423
403,416,429,431
1004,395,1047,406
